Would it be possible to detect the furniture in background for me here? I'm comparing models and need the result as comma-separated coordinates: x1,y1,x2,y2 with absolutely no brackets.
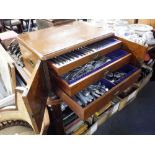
1,19,23,33
36,19,76,29
127,19,138,24
20,19,36,32
137,19,155,29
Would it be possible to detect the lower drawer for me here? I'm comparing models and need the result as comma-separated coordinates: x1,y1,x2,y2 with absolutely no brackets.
56,65,141,120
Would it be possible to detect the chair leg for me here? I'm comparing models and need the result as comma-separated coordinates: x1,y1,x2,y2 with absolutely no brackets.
31,19,36,27
17,24,23,33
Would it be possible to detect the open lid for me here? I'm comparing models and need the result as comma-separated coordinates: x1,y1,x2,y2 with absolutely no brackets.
17,21,114,60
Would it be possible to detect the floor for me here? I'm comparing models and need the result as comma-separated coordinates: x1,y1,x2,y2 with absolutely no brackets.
94,81,155,135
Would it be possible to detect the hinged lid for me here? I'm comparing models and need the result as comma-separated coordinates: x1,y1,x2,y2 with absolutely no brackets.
17,21,114,60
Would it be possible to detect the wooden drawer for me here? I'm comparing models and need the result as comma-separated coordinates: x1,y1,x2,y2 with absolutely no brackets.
51,52,132,96
48,39,122,75
56,67,141,120
19,44,38,74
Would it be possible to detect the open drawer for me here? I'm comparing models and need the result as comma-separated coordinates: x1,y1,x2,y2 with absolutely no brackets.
56,64,141,120
51,50,132,96
48,38,122,75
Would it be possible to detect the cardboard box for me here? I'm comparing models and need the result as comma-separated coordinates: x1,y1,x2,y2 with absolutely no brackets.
108,103,120,117
118,84,139,111
85,110,110,135
95,101,112,117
